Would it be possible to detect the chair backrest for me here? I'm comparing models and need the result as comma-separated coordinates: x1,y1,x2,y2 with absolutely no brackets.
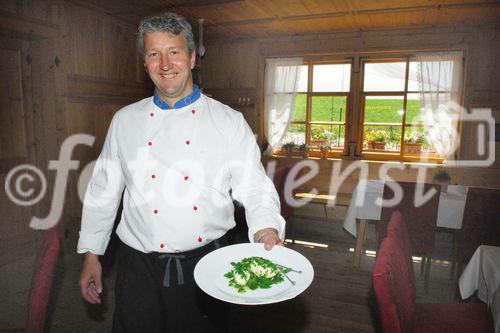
457,187,500,265
378,181,440,254
386,211,416,301
386,211,411,259
233,166,293,224
373,217,416,333
272,166,293,219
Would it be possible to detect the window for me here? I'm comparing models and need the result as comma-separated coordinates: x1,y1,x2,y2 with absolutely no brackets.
282,62,351,157
266,52,463,162
362,59,436,158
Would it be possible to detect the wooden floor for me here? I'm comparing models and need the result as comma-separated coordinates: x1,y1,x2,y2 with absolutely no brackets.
0,215,460,333
229,216,458,333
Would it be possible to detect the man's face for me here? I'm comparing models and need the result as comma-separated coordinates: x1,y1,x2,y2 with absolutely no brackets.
143,31,196,106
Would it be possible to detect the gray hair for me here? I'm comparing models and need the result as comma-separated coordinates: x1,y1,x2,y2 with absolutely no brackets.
137,12,195,58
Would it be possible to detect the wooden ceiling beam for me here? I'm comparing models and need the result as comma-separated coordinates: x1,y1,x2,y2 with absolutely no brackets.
209,2,500,27
65,0,140,25
169,0,244,8
110,0,244,16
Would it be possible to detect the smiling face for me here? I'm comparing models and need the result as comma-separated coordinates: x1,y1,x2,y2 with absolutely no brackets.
143,31,196,107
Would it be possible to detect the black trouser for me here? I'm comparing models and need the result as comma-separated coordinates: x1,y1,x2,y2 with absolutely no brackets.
112,237,229,333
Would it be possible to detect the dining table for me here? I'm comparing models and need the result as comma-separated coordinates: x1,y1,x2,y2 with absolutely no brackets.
342,179,468,267
459,245,500,333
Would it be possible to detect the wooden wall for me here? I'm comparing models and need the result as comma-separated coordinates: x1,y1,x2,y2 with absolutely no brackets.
202,25,500,192
0,1,499,266
0,0,150,265
265,157,500,196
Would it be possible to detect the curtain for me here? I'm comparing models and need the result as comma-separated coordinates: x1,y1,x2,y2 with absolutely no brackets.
417,52,463,159
264,57,302,155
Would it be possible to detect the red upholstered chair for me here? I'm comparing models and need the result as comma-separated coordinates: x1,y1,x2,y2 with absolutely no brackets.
273,166,293,220
373,212,494,333
232,166,293,241
386,211,415,299
455,187,500,277
377,181,440,292
271,165,295,239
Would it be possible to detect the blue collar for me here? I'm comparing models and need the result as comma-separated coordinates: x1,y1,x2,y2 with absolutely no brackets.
153,85,201,110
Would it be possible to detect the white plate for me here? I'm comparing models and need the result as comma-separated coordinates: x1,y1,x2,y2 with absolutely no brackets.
194,243,314,305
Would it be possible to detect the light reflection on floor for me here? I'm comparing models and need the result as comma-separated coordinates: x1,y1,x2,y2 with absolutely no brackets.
285,238,329,249
347,247,452,266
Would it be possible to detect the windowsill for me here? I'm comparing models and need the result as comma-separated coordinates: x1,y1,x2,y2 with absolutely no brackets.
274,150,345,160
362,151,444,163
271,151,444,164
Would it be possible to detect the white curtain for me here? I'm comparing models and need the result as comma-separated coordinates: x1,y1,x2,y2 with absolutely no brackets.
417,52,463,159
264,57,302,155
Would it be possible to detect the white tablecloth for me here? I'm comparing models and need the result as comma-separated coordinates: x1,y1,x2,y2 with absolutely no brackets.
343,179,468,237
459,245,500,332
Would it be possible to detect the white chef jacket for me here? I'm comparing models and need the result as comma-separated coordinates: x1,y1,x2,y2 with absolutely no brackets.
77,87,285,255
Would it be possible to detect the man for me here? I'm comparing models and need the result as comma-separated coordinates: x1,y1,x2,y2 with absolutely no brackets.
77,12,285,332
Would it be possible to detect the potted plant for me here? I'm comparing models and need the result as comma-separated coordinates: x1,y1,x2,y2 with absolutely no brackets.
404,131,426,154
298,143,310,158
386,126,401,150
282,142,295,157
320,144,331,159
311,128,329,147
433,169,451,193
365,129,387,150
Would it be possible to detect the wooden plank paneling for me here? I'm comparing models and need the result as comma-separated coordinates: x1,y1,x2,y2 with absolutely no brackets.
94,103,123,152
269,157,500,196
65,3,141,81
64,101,125,222
202,41,259,89
66,74,150,104
203,24,500,169
0,169,38,265
201,42,225,88
60,1,150,238
0,10,59,38
0,0,153,264
17,0,51,22
0,34,39,265
102,22,138,81
68,5,104,77
0,0,18,14
66,101,123,156
0,46,28,160
0,0,53,24
38,1,500,40
187,1,500,39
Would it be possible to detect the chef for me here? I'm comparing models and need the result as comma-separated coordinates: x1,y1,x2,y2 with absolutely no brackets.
77,11,285,333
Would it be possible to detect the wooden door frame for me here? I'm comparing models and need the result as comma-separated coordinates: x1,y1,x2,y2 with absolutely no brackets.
0,11,62,227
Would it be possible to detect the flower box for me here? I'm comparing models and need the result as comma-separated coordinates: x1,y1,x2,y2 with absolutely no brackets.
404,143,422,154
368,141,386,150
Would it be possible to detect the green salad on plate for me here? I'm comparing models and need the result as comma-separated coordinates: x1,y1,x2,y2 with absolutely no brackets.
224,256,291,293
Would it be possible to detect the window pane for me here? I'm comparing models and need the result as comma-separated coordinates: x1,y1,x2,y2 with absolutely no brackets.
310,124,345,148
311,96,347,122
330,125,345,148
297,65,308,92
364,96,404,124
312,64,351,92
405,93,423,125
418,59,456,92
282,123,306,145
408,62,420,91
292,93,307,121
364,62,406,92
363,125,401,152
403,127,434,153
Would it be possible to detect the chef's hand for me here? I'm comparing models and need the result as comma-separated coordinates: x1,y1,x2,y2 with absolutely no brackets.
254,228,284,250
79,252,103,304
